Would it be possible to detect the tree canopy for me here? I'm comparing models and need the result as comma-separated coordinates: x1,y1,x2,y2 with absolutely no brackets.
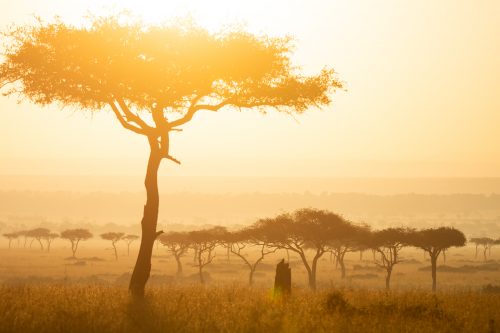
0,16,342,137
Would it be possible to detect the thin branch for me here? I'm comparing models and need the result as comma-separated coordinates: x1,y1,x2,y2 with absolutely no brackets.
169,99,233,128
108,101,147,135
116,98,151,131
166,155,181,165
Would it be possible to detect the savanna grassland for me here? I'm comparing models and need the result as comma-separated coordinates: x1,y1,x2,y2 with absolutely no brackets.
0,243,499,332
0,285,499,333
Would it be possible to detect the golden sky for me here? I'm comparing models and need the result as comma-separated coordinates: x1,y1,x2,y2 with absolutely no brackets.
0,0,499,177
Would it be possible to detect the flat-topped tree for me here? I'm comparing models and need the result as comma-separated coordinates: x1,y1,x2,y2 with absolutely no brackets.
408,227,466,292
0,16,342,298
159,231,191,276
123,234,140,256
255,208,356,290
369,227,413,290
189,227,227,284
60,229,93,258
26,228,51,251
470,237,495,261
101,232,125,260
45,232,59,252
3,232,19,248
226,227,277,287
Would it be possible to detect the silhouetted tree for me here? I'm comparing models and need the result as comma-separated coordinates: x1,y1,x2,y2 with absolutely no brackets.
254,208,354,290
470,237,495,261
0,16,341,298
328,224,371,280
45,232,58,252
408,227,466,291
470,237,481,259
226,227,277,286
3,232,19,248
101,232,125,260
27,228,51,251
123,234,140,256
60,229,93,258
189,227,227,284
159,231,190,276
17,230,29,248
369,228,412,290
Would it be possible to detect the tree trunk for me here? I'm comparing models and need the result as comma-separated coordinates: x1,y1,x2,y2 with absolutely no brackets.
175,254,183,276
475,244,478,259
385,267,392,290
199,266,204,284
8,239,12,248
339,253,346,279
249,267,255,286
431,254,438,292
193,246,198,263
37,239,44,251
309,258,318,290
484,247,488,261
127,243,130,256
129,146,162,298
113,242,118,261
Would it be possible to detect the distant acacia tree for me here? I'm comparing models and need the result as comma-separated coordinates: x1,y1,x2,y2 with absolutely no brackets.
159,231,191,276
327,224,371,280
27,228,51,251
189,227,227,284
45,232,59,252
408,227,466,291
225,227,277,286
470,237,495,261
0,16,341,298
369,228,412,290
254,208,355,290
60,229,93,258
123,234,140,256
3,232,19,248
17,230,29,248
101,232,125,260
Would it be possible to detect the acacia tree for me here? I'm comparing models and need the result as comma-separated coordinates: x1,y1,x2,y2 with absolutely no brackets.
255,208,353,290
470,237,495,261
328,223,371,280
0,16,341,298
189,227,226,284
45,232,59,252
369,228,412,290
101,232,125,260
408,227,466,292
3,232,19,248
159,231,191,276
17,230,29,248
27,228,51,251
60,229,93,258
123,234,140,256
225,227,277,286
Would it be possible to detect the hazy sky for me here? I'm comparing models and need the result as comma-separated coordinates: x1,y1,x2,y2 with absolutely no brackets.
0,0,499,177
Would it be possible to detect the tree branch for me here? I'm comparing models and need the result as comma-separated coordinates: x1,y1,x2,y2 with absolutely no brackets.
108,101,147,135
116,98,151,131
169,99,233,128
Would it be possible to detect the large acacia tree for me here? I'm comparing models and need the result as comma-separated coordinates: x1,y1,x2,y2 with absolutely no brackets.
409,227,466,292
0,16,342,297
255,208,353,290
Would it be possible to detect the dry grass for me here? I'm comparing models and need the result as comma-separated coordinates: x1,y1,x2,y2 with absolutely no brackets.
0,285,499,333
1,245,500,332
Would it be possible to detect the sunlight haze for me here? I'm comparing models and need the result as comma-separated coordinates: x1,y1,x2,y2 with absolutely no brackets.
0,0,499,178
